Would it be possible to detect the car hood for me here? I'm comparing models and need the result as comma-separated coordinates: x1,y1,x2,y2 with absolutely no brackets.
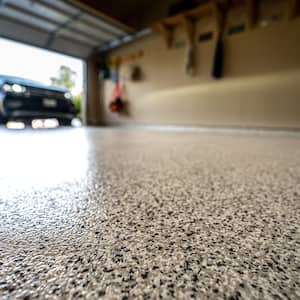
0,75,68,93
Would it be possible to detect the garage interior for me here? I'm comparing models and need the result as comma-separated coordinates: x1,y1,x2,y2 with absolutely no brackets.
0,0,300,299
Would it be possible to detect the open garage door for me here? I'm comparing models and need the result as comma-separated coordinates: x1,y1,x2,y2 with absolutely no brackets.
0,0,132,58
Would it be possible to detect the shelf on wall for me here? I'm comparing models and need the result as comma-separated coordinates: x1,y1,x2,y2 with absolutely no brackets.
153,0,300,48
152,2,215,48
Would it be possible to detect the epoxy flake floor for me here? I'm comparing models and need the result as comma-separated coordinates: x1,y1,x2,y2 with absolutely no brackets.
0,127,300,300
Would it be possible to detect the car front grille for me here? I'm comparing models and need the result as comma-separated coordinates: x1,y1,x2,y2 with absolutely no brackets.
25,87,65,100
4,95,74,114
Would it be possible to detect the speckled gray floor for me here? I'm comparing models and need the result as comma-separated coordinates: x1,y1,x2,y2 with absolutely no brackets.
0,127,300,300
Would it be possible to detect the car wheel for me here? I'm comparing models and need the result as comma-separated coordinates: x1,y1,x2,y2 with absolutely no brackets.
0,115,7,125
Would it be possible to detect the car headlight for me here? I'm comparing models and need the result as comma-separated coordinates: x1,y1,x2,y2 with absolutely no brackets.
2,83,26,93
2,84,12,92
64,92,72,100
12,84,26,93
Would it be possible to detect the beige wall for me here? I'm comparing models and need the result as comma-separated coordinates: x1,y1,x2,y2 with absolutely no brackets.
99,9,300,129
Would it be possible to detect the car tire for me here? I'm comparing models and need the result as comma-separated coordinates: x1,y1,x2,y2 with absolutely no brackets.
0,115,7,125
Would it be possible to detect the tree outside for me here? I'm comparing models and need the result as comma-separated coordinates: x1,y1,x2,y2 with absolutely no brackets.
50,65,82,116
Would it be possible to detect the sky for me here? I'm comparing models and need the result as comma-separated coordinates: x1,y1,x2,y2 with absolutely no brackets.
0,38,84,95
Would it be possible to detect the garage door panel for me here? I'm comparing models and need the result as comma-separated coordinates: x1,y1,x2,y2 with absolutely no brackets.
0,0,130,58
0,6,57,32
80,14,128,37
5,0,70,24
59,28,100,47
50,36,92,58
40,0,81,16
0,18,49,48
68,20,119,42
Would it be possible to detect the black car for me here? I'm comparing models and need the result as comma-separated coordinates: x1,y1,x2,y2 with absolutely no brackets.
0,75,76,125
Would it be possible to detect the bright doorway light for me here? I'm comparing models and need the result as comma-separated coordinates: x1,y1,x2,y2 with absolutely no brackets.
0,37,85,123
32,119,60,129
6,121,25,130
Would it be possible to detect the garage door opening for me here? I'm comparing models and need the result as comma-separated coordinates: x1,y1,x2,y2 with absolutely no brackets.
0,37,85,129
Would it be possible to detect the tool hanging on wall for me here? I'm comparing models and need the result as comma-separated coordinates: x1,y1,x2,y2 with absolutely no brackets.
107,50,144,113
212,33,224,79
109,81,124,113
122,65,143,82
108,56,120,82
108,56,124,113
184,39,196,76
98,62,110,80
212,3,227,80
107,50,144,81
182,15,196,77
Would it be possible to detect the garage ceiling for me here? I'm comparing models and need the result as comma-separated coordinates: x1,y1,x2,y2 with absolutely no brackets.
70,0,170,30
0,0,132,58
70,0,217,30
